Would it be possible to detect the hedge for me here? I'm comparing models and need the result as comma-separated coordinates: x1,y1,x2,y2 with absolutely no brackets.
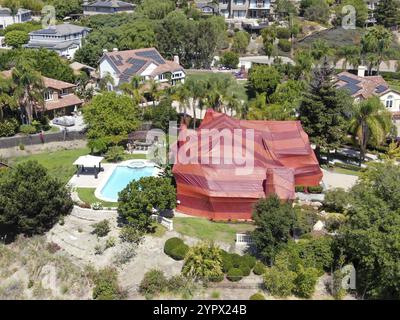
227,268,243,282
295,185,323,193
333,162,363,172
0,119,19,137
278,39,291,52
164,237,189,261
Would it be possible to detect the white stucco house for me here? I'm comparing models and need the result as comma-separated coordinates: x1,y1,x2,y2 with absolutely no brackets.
335,67,400,119
99,48,185,91
0,7,32,30
24,23,91,60
83,1,136,16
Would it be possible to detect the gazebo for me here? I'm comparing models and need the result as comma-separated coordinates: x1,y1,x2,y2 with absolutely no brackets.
73,155,104,179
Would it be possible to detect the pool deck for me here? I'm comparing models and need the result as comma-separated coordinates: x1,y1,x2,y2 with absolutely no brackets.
68,163,115,188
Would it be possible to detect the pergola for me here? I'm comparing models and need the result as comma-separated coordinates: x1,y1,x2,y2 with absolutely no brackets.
73,155,104,179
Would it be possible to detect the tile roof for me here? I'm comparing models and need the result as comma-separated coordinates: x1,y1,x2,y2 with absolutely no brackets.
44,94,83,111
25,40,81,50
102,48,184,83
85,1,135,8
335,71,392,99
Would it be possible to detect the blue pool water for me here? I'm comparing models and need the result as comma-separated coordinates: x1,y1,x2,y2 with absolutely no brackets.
100,165,155,202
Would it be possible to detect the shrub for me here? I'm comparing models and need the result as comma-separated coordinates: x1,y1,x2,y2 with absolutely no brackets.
18,143,25,150
0,119,19,137
324,188,352,213
263,266,296,297
139,269,168,297
209,272,224,283
119,225,144,244
227,268,243,282
276,27,290,39
105,237,116,249
164,237,188,261
92,267,124,300
334,162,363,171
242,254,256,269
253,261,266,275
19,124,37,135
113,243,137,266
249,292,266,300
293,266,319,299
167,275,187,292
308,185,323,193
91,220,110,237
220,51,239,69
295,185,306,192
105,146,124,162
240,265,251,277
278,39,291,52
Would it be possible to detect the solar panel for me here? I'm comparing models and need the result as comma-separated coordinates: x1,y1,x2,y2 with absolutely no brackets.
110,55,123,66
375,85,388,94
343,83,362,95
338,75,361,84
136,50,165,64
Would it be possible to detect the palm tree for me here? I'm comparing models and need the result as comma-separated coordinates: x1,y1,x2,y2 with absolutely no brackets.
119,75,146,105
184,78,207,129
12,60,44,124
0,76,16,122
146,79,161,106
349,97,392,164
98,72,115,92
337,45,361,71
171,83,190,121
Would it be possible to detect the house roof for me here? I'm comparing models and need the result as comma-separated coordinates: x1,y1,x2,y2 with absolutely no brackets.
101,48,184,83
69,61,95,72
0,7,31,16
25,39,81,50
44,94,83,111
29,23,91,36
335,71,396,99
84,1,135,8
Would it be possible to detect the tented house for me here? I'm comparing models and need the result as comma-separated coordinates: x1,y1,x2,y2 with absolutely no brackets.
172,109,322,220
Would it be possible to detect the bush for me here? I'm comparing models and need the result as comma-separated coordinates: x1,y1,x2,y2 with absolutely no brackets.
293,266,319,298
324,188,352,213
227,268,243,282
164,237,189,260
220,51,239,69
241,265,251,277
278,39,291,52
308,185,323,194
113,243,138,266
105,146,124,162
295,185,306,192
91,220,110,237
249,292,266,300
0,119,19,137
276,27,290,39
19,124,37,135
242,254,256,269
139,269,168,297
119,225,144,244
263,266,296,297
105,237,116,249
92,267,124,300
253,261,266,275
167,275,188,292
334,162,363,171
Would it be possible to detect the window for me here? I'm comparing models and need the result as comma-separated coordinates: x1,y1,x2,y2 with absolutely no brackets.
386,95,394,108
44,90,53,101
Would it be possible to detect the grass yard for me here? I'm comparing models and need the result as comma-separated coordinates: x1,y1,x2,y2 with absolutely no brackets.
186,72,249,103
76,187,117,208
103,152,147,163
9,147,90,184
331,167,363,177
387,79,400,92
174,217,255,244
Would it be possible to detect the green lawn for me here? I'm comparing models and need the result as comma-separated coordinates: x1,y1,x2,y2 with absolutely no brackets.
174,217,255,244
331,167,363,177
76,187,117,208
186,72,249,103
9,147,90,184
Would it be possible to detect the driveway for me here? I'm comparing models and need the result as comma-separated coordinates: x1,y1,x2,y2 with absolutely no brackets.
322,169,358,191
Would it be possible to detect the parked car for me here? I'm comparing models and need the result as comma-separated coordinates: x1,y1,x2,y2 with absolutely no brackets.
52,116,75,127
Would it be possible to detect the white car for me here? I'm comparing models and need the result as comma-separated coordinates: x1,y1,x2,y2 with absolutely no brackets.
52,116,75,127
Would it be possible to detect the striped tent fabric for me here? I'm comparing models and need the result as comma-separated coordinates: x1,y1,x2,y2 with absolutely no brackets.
172,109,322,220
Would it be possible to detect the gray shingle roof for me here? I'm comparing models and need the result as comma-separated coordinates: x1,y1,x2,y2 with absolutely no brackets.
84,1,135,8
30,24,91,36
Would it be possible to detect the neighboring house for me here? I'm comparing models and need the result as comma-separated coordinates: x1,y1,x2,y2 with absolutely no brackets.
217,0,272,19
0,7,32,30
1,70,84,117
195,1,218,15
83,0,136,15
335,67,400,119
99,48,185,91
365,0,380,25
24,23,91,60
239,55,295,70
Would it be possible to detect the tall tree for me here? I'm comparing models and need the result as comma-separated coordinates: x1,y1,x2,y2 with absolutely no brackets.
349,97,392,163
375,0,400,28
336,45,361,70
12,59,44,124
298,58,353,158
0,75,16,122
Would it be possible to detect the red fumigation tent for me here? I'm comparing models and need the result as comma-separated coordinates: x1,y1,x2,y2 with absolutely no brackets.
172,109,322,220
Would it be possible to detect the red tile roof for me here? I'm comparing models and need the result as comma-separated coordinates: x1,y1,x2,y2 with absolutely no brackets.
44,94,83,111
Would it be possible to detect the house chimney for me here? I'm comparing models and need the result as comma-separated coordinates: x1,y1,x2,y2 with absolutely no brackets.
113,48,118,52
358,65,367,77
173,55,180,65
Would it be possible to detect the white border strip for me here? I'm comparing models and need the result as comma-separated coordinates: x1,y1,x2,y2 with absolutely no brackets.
94,159,161,203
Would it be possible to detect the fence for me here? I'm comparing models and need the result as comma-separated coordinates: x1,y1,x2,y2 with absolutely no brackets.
0,130,86,149
236,233,253,245
151,214,173,231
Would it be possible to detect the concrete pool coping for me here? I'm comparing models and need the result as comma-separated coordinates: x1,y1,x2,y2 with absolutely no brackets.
94,159,161,203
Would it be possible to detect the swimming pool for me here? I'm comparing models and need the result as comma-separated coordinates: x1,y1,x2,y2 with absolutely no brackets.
98,162,156,202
